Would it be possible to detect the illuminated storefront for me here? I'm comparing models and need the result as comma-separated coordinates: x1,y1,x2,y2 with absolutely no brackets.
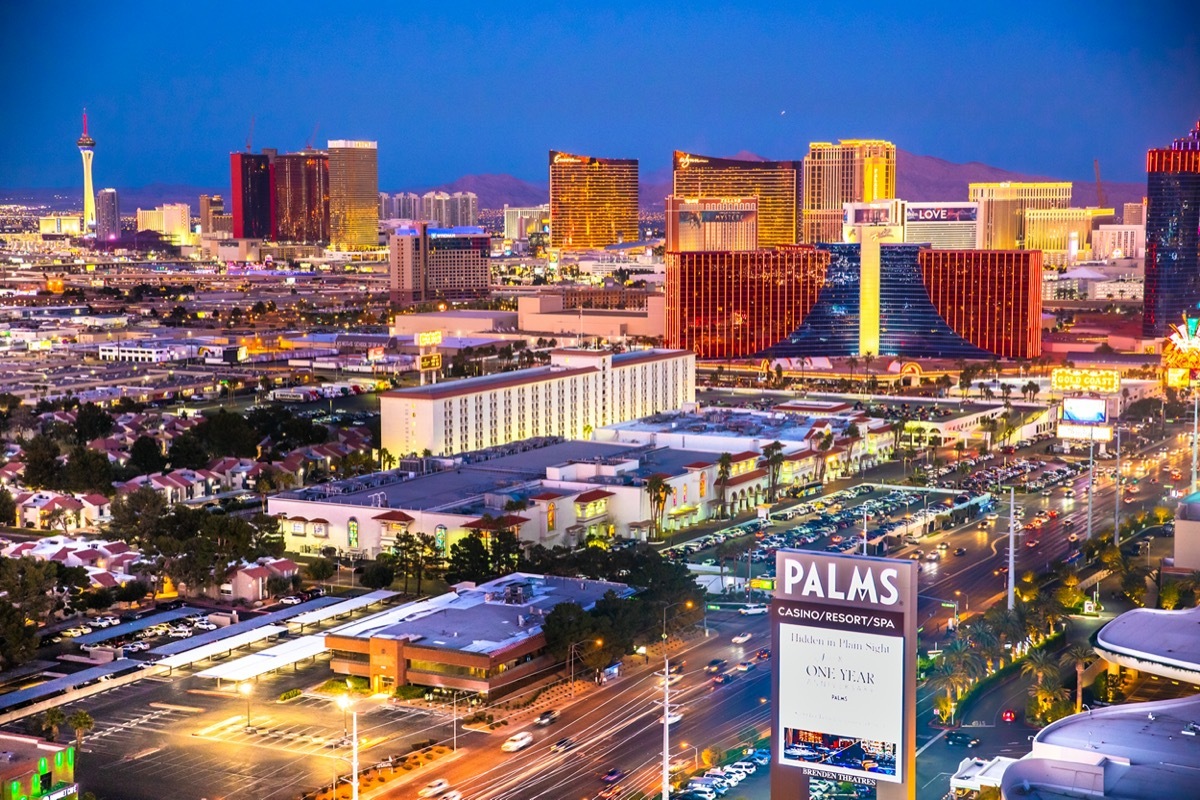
672,152,800,247
548,151,638,250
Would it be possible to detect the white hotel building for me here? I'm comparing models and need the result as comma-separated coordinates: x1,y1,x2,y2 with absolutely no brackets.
380,349,696,457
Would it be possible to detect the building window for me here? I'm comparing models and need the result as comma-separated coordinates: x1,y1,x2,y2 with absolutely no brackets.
348,518,359,549
547,502,556,531
699,471,707,498
291,522,304,534
435,525,447,551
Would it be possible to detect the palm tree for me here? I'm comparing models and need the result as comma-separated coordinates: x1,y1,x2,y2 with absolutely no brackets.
1060,644,1097,713
941,638,984,693
763,441,785,502
716,453,733,519
42,707,66,742
1028,676,1070,722
379,448,397,471
644,474,670,541
816,432,835,482
847,356,859,386
926,661,961,710
68,709,94,748
1020,648,1059,688
1001,383,1014,405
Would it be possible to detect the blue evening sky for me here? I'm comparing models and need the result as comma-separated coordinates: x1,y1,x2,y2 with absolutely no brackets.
1,1,1196,190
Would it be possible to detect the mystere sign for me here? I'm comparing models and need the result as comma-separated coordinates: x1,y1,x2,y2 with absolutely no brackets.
771,550,918,800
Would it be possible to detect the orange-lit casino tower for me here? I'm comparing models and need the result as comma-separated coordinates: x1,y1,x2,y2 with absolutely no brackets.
549,151,638,249
77,109,96,233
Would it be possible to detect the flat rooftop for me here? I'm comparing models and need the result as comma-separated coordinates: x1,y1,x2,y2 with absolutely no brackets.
1003,695,1200,800
327,573,633,655
278,440,643,512
0,732,70,783
607,406,853,443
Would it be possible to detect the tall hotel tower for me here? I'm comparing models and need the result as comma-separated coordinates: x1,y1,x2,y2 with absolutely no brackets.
1143,121,1200,338
671,152,800,247
77,109,97,233
328,140,379,250
801,139,895,243
548,151,638,249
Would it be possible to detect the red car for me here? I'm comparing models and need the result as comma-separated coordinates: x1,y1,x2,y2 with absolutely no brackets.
1002,709,1017,723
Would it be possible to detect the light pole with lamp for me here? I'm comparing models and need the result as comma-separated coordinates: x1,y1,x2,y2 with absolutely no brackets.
680,742,699,770
238,682,252,732
661,599,693,800
567,638,603,697
337,696,359,800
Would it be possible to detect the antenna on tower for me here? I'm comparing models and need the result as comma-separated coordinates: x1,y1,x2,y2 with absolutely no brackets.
82,107,89,136
245,115,256,152
306,122,320,150
1093,159,1107,208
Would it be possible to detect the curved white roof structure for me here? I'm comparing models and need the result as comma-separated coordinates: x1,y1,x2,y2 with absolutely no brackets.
1001,695,1200,800
1095,605,1200,684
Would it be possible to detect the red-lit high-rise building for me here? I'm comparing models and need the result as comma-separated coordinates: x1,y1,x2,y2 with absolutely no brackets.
276,150,330,243
665,246,829,359
917,249,1043,359
230,152,273,239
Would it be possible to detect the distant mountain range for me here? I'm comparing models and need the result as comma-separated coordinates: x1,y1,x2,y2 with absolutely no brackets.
3,149,1144,217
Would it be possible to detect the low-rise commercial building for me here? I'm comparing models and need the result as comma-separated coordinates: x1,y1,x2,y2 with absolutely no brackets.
324,572,632,696
0,733,77,800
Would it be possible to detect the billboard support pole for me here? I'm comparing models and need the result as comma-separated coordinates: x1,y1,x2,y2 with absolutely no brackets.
862,506,869,555
1086,438,1095,541
1193,391,1198,496
1007,487,1016,611
1114,396,1121,541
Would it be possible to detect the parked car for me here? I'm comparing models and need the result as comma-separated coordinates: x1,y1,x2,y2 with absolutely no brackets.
279,596,303,606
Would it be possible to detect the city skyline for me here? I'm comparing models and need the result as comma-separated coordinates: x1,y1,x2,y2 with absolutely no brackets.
2,3,1197,191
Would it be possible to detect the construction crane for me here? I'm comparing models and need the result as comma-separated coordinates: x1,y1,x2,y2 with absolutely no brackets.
1094,159,1107,208
305,122,320,150
245,115,255,152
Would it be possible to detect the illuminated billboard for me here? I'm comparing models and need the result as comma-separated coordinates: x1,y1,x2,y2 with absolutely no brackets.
418,353,443,371
904,204,978,223
771,550,917,800
416,331,443,347
1050,368,1120,395
1061,397,1107,424
1058,423,1114,442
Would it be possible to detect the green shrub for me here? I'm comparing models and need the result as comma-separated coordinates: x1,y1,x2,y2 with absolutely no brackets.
392,685,426,700
279,688,302,702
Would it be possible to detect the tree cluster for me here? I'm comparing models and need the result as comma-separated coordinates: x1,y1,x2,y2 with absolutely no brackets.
532,543,704,671
108,487,285,595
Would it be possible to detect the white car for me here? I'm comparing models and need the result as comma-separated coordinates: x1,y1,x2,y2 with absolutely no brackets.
417,779,451,798
661,709,683,725
167,627,192,638
193,621,217,631
730,760,758,775
123,641,150,652
731,632,753,645
280,596,303,606
739,604,768,616
501,731,533,752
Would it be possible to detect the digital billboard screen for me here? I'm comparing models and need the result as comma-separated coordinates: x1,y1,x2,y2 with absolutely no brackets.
771,551,916,798
1062,397,1107,424
905,205,978,223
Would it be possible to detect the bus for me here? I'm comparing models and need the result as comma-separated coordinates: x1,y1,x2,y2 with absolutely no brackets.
792,481,824,499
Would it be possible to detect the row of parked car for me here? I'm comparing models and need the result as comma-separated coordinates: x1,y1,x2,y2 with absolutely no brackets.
662,520,766,562
678,749,770,798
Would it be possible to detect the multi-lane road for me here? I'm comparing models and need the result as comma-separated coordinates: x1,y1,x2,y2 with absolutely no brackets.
385,611,774,800
383,431,1191,800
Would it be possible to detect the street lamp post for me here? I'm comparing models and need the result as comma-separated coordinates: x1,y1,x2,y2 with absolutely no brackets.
568,638,602,697
238,682,252,731
337,696,359,800
661,600,693,800
681,742,699,770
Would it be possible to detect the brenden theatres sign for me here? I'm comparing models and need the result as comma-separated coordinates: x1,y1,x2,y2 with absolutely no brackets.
771,550,917,800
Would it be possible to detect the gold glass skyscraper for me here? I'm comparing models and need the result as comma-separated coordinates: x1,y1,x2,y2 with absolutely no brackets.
548,151,638,249
671,152,800,247
801,139,896,243
968,182,1072,249
328,140,379,250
